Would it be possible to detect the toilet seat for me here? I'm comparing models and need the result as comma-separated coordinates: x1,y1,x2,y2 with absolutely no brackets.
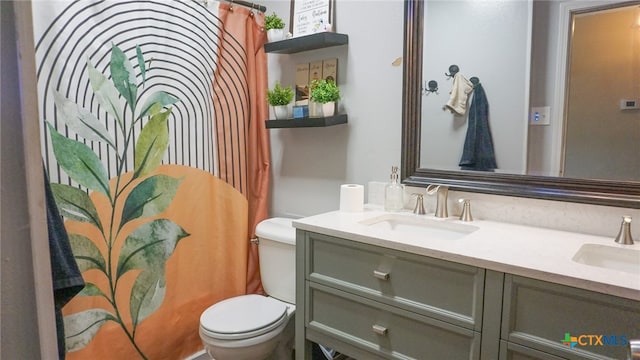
200,295,288,341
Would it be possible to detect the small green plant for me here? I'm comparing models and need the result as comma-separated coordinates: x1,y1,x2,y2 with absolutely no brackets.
267,82,294,106
310,79,340,104
264,12,285,30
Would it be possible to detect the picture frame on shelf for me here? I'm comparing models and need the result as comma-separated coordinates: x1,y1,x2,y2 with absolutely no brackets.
289,0,336,38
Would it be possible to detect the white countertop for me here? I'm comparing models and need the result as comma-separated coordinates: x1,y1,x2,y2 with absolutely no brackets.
292,206,640,301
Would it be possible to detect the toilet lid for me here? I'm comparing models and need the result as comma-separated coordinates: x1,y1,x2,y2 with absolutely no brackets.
200,294,288,340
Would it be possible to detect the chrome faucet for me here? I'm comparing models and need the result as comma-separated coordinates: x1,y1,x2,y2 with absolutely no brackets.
426,185,449,218
412,194,426,215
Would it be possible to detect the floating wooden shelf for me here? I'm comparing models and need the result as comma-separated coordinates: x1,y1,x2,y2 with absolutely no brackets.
265,114,348,128
264,32,348,54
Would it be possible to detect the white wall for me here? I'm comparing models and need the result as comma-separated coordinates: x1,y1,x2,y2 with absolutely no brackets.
421,0,530,173
527,0,562,176
267,0,405,218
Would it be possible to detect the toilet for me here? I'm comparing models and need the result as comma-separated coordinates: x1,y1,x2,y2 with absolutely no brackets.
199,217,296,360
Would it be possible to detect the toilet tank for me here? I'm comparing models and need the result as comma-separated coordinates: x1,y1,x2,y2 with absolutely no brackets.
256,217,296,304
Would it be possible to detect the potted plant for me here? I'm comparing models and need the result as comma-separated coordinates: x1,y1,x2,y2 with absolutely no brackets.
310,79,340,117
264,12,286,42
267,81,294,119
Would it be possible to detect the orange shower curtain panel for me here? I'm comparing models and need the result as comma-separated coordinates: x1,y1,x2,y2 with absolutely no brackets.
214,2,270,296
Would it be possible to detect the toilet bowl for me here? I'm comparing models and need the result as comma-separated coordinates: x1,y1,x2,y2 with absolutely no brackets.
199,295,294,360
199,218,296,360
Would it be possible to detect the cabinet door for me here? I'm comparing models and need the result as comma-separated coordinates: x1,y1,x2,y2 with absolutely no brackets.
499,340,567,360
502,275,640,360
305,232,485,330
307,283,481,360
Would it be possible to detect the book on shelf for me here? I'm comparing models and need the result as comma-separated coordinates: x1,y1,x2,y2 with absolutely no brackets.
322,58,337,84
295,63,310,106
309,60,323,85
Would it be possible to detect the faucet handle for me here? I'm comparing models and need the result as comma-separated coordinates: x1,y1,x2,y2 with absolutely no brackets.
458,199,473,222
614,215,634,245
412,193,426,215
426,184,440,195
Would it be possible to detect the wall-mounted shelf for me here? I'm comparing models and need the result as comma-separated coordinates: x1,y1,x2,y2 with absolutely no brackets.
265,114,348,129
264,32,348,54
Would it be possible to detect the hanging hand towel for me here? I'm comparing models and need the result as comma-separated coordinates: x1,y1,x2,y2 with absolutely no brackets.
444,72,474,116
459,83,498,171
44,166,85,360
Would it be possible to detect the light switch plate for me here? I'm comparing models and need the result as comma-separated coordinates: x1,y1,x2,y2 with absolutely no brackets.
529,106,551,126
619,99,639,110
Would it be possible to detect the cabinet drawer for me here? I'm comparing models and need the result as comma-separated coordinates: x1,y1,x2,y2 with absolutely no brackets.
307,283,481,360
305,232,484,330
502,275,640,360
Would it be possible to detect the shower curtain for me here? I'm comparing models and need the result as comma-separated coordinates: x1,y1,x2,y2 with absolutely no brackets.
32,1,269,358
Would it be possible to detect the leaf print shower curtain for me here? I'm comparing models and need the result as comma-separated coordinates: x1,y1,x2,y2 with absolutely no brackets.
32,1,269,358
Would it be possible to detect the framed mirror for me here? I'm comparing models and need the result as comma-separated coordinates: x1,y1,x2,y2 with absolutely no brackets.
401,0,640,208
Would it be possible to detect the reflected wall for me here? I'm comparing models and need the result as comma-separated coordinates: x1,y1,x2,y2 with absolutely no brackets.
420,0,531,174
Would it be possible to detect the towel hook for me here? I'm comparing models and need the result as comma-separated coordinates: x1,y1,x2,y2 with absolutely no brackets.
423,80,439,95
445,65,459,79
469,76,480,87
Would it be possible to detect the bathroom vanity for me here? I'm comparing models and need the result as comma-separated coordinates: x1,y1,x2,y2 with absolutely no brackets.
293,209,640,360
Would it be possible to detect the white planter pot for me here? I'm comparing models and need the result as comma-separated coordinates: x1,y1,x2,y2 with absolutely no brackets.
273,105,288,119
266,29,285,42
321,102,335,117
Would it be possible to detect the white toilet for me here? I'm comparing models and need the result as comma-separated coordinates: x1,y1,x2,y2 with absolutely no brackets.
199,217,296,360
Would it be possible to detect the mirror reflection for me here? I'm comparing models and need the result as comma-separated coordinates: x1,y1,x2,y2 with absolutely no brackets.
420,0,639,182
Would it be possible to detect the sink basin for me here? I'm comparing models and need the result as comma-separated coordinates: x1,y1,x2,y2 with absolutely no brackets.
359,214,479,240
572,244,640,275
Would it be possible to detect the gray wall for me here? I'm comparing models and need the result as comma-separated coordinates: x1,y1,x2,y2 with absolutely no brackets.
2,1,58,358
2,1,42,358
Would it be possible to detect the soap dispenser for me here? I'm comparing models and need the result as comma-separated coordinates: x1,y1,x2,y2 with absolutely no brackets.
384,166,404,212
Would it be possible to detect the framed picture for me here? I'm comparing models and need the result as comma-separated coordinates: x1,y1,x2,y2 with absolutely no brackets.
289,0,335,38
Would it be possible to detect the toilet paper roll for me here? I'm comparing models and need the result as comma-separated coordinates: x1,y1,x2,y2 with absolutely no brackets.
339,184,364,212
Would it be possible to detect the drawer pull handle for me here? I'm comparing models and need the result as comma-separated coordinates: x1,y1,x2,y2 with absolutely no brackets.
373,270,390,280
372,324,388,336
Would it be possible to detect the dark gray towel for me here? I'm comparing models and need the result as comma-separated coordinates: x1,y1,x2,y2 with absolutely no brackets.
44,167,85,359
459,83,497,171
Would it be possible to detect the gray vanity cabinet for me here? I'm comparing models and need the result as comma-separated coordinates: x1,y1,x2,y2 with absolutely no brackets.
295,230,640,360
296,230,485,359
500,275,640,360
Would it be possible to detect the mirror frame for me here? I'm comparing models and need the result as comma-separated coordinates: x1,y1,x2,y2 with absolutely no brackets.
401,0,640,209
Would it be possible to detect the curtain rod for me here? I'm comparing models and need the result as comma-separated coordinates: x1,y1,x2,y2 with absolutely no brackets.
225,0,266,13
